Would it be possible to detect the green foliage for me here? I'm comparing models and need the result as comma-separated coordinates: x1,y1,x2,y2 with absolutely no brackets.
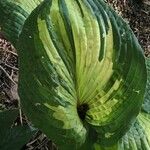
0,0,44,45
96,58,150,150
142,58,150,114
0,0,149,150
0,110,37,150
0,109,18,132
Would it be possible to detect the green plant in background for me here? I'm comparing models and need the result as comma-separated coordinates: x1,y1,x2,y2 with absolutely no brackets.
0,109,36,150
0,0,149,150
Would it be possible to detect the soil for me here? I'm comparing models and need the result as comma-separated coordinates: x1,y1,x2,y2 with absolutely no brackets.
0,1,149,149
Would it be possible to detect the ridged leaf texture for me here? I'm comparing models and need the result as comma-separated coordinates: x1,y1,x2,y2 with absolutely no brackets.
96,58,150,150
142,58,150,114
0,0,147,149
0,0,44,45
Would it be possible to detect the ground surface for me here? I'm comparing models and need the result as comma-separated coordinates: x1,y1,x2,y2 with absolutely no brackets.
0,1,149,149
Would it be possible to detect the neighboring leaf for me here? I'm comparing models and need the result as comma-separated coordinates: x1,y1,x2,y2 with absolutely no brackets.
142,58,150,113
94,143,119,150
0,0,44,45
0,110,37,150
119,113,150,150
0,109,18,134
95,113,150,150
0,0,147,149
0,125,37,150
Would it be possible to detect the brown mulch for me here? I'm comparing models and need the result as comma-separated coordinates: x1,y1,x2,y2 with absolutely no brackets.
0,38,18,110
0,1,149,149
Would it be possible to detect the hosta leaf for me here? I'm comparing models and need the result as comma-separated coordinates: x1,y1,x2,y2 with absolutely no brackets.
0,0,44,45
114,58,150,150
96,113,150,150
96,58,150,150
0,0,147,149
